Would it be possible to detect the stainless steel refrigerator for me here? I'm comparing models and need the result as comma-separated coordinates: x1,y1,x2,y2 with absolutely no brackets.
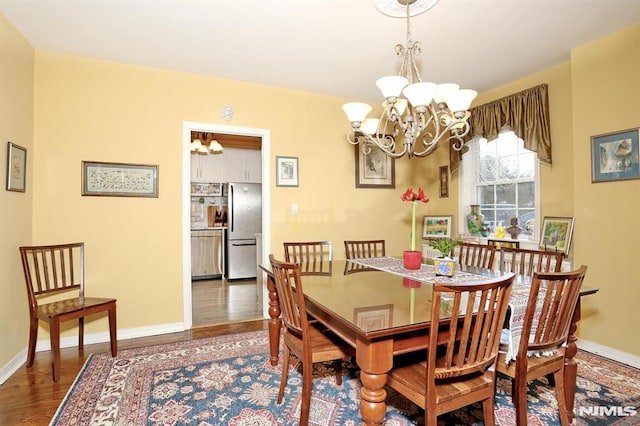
226,182,262,280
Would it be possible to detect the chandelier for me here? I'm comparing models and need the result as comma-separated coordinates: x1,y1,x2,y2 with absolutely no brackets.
190,132,224,154
342,0,477,159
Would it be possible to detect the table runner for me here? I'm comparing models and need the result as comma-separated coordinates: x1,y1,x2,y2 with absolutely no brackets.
348,257,535,364
349,256,486,284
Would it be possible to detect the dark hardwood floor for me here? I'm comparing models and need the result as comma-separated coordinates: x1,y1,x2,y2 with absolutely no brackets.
0,278,267,426
192,277,263,327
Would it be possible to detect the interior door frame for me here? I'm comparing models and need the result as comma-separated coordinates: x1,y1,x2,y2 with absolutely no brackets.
182,121,271,329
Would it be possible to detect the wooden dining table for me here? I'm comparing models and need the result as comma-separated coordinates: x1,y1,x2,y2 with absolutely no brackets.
261,258,597,425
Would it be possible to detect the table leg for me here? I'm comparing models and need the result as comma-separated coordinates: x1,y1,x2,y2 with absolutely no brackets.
356,338,393,425
266,274,281,366
564,297,581,422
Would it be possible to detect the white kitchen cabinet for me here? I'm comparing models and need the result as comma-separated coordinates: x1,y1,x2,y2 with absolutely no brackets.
191,153,224,183
222,148,262,183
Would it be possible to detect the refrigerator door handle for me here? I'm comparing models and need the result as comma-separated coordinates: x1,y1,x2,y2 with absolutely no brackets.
231,242,256,247
229,183,234,233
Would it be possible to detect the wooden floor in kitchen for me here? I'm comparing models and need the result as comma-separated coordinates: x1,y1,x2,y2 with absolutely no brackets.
191,277,264,327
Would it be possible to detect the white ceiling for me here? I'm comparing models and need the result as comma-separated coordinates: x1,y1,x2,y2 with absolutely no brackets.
1,0,639,103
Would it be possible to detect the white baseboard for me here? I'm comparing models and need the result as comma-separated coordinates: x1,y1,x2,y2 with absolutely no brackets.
0,322,185,385
0,347,28,385
578,339,640,369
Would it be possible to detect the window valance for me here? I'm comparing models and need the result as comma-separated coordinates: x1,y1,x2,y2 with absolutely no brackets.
451,84,551,172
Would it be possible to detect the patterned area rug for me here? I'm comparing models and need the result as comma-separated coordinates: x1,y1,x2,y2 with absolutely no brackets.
51,330,640,425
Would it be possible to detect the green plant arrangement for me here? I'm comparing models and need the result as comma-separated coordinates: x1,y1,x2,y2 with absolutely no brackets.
428,238,461,258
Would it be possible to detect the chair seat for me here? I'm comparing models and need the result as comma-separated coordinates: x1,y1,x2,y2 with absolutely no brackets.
497,348,566,380
37,297,117,318
389,357,494,409
284,322,354,363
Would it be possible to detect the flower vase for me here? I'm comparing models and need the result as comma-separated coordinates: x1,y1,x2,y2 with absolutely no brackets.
433,257,456,277
403,250,422,270
466,204,485,235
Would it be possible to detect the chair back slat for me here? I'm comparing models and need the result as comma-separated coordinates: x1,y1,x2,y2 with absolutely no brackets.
344,239,385,259
269,254,308,338
429,273,515,380
522,266,587,355
455,242,496,269
284,241,333,275
499,247,564,278
19,243,85,310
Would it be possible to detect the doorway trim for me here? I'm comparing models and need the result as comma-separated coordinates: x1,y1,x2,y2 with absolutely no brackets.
182,121,271,329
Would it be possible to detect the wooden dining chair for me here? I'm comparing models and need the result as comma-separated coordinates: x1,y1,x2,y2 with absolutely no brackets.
343,239,385,273
268,255,354,426
19,242,117,382
496,265,588,426
344,239,386,259
454,242,496,269
387,272,516,426
283,240,333,275
498,246,564,278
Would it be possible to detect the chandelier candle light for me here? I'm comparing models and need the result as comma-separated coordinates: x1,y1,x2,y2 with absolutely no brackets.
401,187,429,269
342,0,477,159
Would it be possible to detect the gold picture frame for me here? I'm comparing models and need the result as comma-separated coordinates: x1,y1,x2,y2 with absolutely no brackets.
422,215,453,239
539,216,574,254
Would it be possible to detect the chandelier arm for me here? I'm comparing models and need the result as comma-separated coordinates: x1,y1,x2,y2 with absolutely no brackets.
346,130,360,145
358,133,408,158
412,131,448,157
448,126,472,151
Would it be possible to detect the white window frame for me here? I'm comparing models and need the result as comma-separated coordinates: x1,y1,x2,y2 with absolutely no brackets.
458,135,541,241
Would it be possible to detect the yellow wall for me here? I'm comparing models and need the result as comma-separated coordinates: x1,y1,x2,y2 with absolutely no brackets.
570,24,640,353
31,51,441,340
0,14,34,369
3,15,639,373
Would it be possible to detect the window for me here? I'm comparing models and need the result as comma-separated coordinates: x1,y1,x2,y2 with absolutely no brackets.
460,130,539,238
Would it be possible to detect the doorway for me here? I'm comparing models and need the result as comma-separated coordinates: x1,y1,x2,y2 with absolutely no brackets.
182,122,271,329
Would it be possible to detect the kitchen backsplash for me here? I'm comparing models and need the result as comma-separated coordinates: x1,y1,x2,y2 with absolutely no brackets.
191,195,227,228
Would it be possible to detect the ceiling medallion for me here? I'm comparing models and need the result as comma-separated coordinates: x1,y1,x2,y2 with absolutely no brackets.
221,104,234,121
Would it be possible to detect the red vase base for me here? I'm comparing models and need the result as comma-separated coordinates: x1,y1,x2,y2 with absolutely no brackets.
403,250,422,270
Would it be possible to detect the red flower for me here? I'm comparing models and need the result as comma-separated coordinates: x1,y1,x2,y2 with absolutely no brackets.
400,188,430,203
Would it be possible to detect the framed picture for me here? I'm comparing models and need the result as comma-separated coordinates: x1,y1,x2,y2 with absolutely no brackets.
353,304,394,331
422,215,453,239
82,161,158,197
354,142,395,188
591,127,640,183
275,156,299,187
539,216,575,254
6,142,27,192
439,165,449,198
